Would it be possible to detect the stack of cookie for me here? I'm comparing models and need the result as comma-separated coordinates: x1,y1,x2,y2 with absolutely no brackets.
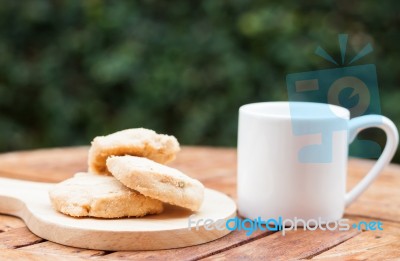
49,128,205,218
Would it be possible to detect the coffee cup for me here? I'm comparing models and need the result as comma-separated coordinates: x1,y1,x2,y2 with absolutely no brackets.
237,101,398,221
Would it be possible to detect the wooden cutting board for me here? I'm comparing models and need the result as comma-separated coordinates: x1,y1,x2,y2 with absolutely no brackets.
0,177,237,251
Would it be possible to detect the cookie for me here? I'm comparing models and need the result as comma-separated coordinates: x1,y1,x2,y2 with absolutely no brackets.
106,155,204,211
49,172,164,218
88,128,180,175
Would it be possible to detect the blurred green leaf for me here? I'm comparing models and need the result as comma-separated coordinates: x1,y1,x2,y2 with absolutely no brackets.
0,0,399,162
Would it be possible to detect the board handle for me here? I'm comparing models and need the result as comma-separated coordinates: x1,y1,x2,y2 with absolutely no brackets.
0,177,52,217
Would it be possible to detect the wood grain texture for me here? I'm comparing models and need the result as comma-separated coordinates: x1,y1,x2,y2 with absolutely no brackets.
0,249,91,261
0,227,44,249
0,215,25,232
199,222,361,260
103,228,273,260
0,146,398,260
0,177,236,251
345,159,400,222
19,241,107,258
0,147,88,182
312,217,400,260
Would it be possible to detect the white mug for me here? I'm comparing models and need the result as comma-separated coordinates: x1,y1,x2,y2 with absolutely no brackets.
237,101,398,221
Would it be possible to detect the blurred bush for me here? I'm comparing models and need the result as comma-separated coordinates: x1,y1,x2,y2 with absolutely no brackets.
0,0,399,161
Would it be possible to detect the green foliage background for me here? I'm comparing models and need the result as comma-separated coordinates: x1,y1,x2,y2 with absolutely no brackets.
0,1,400,161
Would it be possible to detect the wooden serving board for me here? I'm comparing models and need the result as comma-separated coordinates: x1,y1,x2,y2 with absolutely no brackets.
0,177,237,251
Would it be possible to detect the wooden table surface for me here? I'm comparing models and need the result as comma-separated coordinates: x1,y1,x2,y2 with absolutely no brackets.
0,146,399,260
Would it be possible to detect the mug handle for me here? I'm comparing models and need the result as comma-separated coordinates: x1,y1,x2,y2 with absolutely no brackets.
345,115,399,206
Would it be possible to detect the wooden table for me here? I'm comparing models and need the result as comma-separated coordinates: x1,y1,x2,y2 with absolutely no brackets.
0,146,399,260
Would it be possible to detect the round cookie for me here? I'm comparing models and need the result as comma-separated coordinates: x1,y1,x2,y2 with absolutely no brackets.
88,128,180,175
49,172,164,218
106,156,204,211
